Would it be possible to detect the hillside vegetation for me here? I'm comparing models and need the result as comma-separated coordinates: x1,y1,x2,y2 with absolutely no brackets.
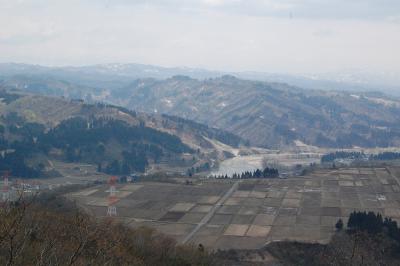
0,90,243,177
3,73,400,149
112,76,400,148
0,194,217,265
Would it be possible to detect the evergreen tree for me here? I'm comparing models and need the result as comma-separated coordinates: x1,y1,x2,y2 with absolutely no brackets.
121,161,131,175
335,219,343,231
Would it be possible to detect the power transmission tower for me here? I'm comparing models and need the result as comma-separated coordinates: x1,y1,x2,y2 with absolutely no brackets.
106,176,118,216
1,171,10,202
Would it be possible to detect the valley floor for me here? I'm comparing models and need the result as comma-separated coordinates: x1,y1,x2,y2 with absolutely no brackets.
67,165,400,250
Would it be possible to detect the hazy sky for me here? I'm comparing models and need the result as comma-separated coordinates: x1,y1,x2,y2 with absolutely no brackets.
0,0,399,74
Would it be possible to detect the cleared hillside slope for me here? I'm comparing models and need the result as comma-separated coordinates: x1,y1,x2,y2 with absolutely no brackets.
2,74,400,149
109,76,400,148
0,90,244,176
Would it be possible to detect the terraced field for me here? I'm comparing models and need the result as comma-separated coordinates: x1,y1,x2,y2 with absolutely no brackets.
68,166,400,250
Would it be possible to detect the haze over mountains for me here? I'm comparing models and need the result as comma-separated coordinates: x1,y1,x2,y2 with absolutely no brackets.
1,63,399,95
2,1,400,264
1,63,400,149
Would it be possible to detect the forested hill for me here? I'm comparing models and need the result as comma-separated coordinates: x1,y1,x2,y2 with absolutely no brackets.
109,76,400,148
3,72,400,149
0,89,243,148
0,90,244,177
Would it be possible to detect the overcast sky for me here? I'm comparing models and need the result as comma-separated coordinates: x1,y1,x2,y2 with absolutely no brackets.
0,0,399,74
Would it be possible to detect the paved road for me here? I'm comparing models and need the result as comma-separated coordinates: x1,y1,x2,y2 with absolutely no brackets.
181,180,240,244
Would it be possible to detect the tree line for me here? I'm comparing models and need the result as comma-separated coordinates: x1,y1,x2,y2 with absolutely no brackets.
211,167,279,179
345,211,400,242
321,151,400,163
321,151,366,163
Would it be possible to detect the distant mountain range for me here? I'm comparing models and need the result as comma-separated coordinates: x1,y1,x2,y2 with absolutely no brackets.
1,63,400,149
1,63,399,95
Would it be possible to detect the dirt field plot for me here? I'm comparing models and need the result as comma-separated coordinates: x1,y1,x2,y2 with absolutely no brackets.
210,214,233,225
282,198,301,207
169,203,195,212
224,224,249,236
198,196,220,204
191,204,213,213
86,197,112,207
278,208,298,216
120,184,144,191
159,211,186,222
116,191,133,198
232,215,255,224
246,225,271,237
232,191,250,197
179,213,206,224
217,205,241,214
249,191,267,198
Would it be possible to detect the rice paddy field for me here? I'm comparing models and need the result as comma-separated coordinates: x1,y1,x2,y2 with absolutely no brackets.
68,166,400,250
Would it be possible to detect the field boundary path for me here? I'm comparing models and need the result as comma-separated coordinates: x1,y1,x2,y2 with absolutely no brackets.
386,167,400,187
181,180,240,244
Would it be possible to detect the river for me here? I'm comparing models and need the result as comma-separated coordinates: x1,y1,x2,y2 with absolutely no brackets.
210,155,264,176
